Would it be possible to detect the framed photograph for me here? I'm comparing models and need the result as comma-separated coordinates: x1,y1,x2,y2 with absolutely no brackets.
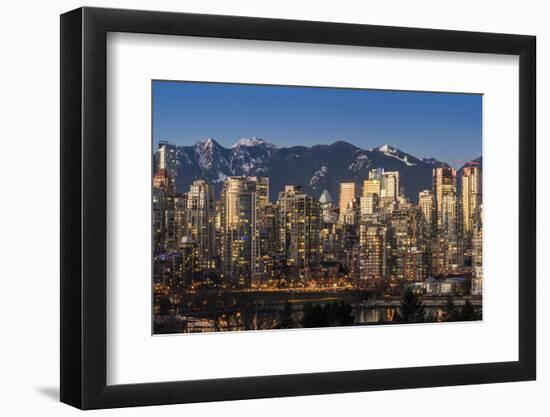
60,6,536,409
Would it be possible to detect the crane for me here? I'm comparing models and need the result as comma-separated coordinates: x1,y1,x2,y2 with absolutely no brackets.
456,160,481,166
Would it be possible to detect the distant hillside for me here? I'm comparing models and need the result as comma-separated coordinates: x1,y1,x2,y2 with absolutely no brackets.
158,138,458,202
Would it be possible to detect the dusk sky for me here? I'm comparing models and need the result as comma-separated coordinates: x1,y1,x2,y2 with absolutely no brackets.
152,80,482,167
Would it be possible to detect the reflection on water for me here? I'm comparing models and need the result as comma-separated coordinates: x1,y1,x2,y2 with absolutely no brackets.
355,307,395,323
155,304,458,334
353,306,444,324
154,292,482,333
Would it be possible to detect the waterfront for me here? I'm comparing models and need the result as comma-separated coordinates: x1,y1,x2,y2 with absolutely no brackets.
154,290,482,333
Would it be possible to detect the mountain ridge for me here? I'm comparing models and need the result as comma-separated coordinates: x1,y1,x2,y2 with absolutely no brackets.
159,138,474,203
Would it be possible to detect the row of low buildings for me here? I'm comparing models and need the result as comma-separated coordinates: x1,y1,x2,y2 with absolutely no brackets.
153,143,483,295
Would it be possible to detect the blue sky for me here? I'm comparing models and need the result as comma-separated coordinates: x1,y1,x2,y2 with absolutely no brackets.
153,80,482,166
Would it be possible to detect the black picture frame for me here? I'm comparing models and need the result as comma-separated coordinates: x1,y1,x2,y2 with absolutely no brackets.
60,6,536,410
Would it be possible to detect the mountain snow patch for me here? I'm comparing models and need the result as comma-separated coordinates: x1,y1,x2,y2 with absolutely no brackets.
232,137,271,148
309,166,329,187
349,153,371,172
376,144,417,166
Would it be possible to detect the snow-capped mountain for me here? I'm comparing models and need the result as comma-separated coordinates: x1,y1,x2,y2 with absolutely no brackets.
375,144,418,166
231,137,275,148
159,138,453,202
193,138,230,171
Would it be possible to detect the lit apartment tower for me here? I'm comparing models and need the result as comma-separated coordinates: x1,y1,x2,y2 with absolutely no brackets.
433,167,457,232
359,224,388,285
342,197,361,226
430,233,464,275
253,202,280,288
368,169,399,202
319,223,337,260
152,188,165,254
249,176,269,207
471,203,483,295
361,178,381,219
220,177,261,287
157,142,178,189
153,168,172,192
152,167,176,252
277,185,300,254
471,225,483,295
249,176,270,258
363,179,381,197
278,185,321,281
179,236,199,286
401,249,425,281
214,200,223,264
163,195,177,252
318,190,337,258
339,182,358,222
441,194,458,236
461,166,482,235
419,190,435,232
388,208,423,281
418,190,435,225
174,194,189,248
360,194,380,218
259,203,279,255
186,180,216,271
348,244,362,284
380,171,400,201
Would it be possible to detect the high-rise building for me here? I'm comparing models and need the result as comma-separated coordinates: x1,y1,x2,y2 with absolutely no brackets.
433,167,457,232
361,179,381,219
220,176,261,287
418,190,435,236
157,142,178,190
187,180,216,271
430,234,464,275
342,197,361,226
153,168,172,192
179,236,198,286
259,203,279,257
360,194,380,218
339,182,358,222
472,203,483,295
363,179,381,197
163,195,178,252
471,225,483,295
380,171,400,201
388,208,423,281
249,176,269,208
152,167,177,253
441,194,458,236
174,194,189,249
319,222,337,260
152,187,167,254
277,185,301,255
359,224,388,285
461,166,482,235
401,248,425,282
277,185,321,281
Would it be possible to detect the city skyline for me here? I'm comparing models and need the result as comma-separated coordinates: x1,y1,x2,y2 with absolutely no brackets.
153,81,482,168
153,155,483,333
152,82,483,334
